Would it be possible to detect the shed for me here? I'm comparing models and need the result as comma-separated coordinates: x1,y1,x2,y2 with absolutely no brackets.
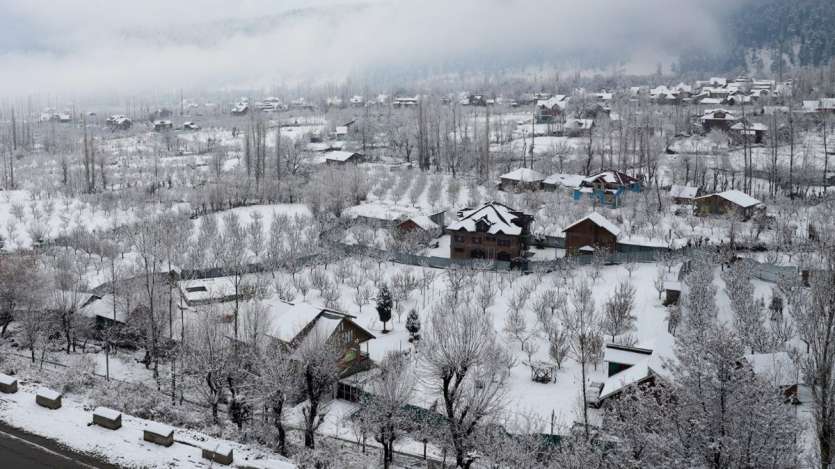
324,151,363,166
562,212,620,255
669,185,699,204
695,190,764,219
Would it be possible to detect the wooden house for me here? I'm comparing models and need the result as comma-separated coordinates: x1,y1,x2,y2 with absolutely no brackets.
669,184,700,205
398,215,441,238
543,173,584,192
499,168,545,192
324,151,363,166
574,170,641,208
730,122,767,144
694,190,764,219
535,95,568,123
447,202,533,262
265,301,376,378
700,109,738,133
562,212,620,256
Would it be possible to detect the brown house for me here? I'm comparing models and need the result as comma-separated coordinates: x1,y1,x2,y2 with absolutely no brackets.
700,109,738,133
265,301,375,378
694,190,764,219
562,212,620,255
447,202,534,261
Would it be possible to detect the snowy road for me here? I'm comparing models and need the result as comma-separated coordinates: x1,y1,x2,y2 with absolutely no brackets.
0,425,110,469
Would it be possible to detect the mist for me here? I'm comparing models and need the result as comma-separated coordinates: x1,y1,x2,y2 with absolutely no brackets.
0,0,742,100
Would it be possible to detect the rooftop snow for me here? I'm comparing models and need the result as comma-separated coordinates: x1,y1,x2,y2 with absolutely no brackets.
744,352,798,388
562,212,621,237
544,173,585,188
669,184,699,199
324,151,359,162
448,202,524,236
713,190,762,208
500,168,545,182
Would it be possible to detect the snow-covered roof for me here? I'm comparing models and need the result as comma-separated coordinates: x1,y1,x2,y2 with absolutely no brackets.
500,168,545,182
730,122,768,132
79,294,127,323
343,203,441,222
712,190,762,208
448,202,525,236
582,170,636,186
599,360,656,400
144,421,174,437
324,151,359,162
404,215,439,231
0,373,16,386
669,184,699,199
178,277,237,304
266,300,327,343
562,212,621,237
604,344,653,366
743,352,798,388
544,173,584,188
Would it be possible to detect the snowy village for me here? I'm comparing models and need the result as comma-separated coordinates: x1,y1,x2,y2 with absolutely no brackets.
0,1,834,468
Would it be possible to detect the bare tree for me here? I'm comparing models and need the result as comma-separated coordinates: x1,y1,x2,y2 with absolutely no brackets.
421,302,510,469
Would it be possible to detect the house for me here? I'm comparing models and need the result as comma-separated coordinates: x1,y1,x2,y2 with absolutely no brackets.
178,277,252,308
730,122,768,144
562,212,620,255
393,96,419,108
694,190,764,219
153,120,173,132
741,352,801,403
447,202,534,262
700,109,738,133
543,173,585,192
535,95,568,123
669,184,700,204
231,103,249,116
603,343,654,378
574,170,641,208
398,215,441,238
264,301,375,378
182,121,200,131
324,151,363,166
597,356,663,406
106,115,132,131
498,168,545,192
802,99,835,114
564,118,594,137
343,203,446,230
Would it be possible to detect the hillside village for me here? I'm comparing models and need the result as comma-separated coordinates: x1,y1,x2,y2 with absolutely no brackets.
0,63,834,469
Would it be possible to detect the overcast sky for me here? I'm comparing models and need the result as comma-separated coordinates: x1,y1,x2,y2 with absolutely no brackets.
0,0,738,100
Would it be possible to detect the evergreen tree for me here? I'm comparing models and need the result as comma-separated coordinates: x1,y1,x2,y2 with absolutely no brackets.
377,285,393,333
405,308,421,341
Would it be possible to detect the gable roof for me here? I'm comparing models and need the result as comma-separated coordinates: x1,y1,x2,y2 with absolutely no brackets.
500,168,545,182
325,151,360,162
604,343,653,366
403,215,439,232
711,190,762,208
448,202,526,236
582,170,638,186
265,300,374,345
544,173,585,188
743,352,798,388
562,212,621,237
669,184,699,199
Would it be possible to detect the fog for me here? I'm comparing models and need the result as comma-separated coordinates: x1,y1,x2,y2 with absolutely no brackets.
0,0,742,100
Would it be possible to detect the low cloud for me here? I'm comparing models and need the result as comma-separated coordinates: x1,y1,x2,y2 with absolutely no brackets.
0,0,740,100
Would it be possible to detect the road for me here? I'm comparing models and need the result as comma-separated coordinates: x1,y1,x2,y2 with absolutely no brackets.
0,425,111,469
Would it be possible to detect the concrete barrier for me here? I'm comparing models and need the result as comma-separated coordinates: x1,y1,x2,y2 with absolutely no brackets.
92,407,122,430
35,388,62,409
0,373,18,394
143,422,174,447
202,443,233,465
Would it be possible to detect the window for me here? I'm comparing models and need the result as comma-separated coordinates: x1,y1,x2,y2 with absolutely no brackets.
497,238,512,247
454,247,465,253
487,235,496,242
185,286,207,293
454,235,466,243
473,237,482,244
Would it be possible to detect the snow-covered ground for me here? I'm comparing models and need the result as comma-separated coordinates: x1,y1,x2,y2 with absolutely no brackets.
0,382,295,469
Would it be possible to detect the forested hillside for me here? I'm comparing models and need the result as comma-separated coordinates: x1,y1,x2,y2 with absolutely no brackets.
679,0,835,76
